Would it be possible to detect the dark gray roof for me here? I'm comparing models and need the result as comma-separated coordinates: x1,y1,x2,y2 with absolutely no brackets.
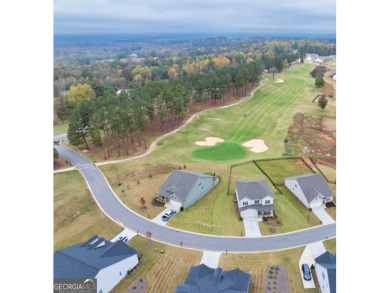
175,264,251,293
236,179,274,201
285,174,333,203
156,170,213,202
54,235,138,279
239,204,275,213
315,251,336,293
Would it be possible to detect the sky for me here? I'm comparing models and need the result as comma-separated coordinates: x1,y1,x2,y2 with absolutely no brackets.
54,0,336,35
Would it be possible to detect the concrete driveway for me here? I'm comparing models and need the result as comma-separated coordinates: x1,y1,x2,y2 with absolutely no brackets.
151,204,180,226
111,228,137,242
200,251,222,268
243,218,262,237
312,206,335,225
299,241,326,289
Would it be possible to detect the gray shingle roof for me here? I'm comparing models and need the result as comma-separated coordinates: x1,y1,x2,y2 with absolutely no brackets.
239,204,275,213
175,264,251,293
54,235,138,279
156,170,213,202
315,251,336,293
236,179,274,201
285,174,333,203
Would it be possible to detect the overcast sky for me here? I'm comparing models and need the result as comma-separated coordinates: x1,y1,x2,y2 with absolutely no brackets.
54,0,336,35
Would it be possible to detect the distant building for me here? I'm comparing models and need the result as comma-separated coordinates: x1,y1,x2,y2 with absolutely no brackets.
129,53,138,58
305,53,319,61
235,179,275,219
54,235,139,293
315,251,336,293
175,264,251,293
156,170,218,209
285,174,334,208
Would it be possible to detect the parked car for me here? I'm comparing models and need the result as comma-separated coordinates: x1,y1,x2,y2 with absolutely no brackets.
162,209,176,221
301,264,312,281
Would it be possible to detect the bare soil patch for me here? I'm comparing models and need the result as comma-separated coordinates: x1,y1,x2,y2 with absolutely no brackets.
285,113,336,166
265,265,290,293
125,277,148,293
195,137,224,146
242,139,268,153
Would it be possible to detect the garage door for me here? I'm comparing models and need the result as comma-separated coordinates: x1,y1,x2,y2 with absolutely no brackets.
310,198,324,208
241,208,258,219
169,199,182,208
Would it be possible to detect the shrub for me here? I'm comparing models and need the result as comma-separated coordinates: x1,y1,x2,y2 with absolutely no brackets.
149,174,152,178
184,164,186,169
179,166,181,170
180,207,184,212
263,217,268,222
127,270,131,275
311,264,315,270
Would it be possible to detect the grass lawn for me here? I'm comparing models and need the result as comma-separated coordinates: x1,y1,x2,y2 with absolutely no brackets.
323,238,336,255
192,142,248,161
99,63,333,236
219,246,318,293
326,207,336,221
112,236,202,293
54,123,68,136
54,171,122,251
168,167,245,236
316,164,336,182
259,186,321,235
255,158,315,184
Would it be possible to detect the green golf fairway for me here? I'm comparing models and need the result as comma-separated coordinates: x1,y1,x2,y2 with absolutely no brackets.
191,142,247,161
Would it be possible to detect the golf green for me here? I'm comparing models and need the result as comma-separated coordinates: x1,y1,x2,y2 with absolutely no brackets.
191,142,247,161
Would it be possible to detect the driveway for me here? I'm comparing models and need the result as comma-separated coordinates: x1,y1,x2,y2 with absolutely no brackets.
111,229,137,242
151,204,180,226
54,143,336,252
200,251,222,268
312,206,335,225
243,218,262,237
299,241,326,289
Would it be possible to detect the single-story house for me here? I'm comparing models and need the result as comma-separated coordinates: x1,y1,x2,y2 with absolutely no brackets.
315,251,336,293
156,170,217,209
175,264,251,293
235,179,275,219
54,235,139,293
285,174,334,209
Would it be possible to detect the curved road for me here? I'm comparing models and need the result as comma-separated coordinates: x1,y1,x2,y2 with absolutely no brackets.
54,144,336,252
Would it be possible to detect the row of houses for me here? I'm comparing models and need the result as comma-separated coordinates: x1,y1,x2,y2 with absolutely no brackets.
54,235,335,293
306,53,336,63
235,173,334,219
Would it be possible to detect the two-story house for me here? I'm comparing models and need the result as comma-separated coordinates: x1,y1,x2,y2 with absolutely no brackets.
235,179,275,219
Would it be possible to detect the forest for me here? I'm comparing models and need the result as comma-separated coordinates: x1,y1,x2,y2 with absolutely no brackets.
54,36,336,156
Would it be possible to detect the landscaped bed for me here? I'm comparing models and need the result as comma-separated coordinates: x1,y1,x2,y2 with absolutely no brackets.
265,265,290,293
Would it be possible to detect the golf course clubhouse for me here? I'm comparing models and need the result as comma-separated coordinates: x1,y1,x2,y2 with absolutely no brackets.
156,170,218,209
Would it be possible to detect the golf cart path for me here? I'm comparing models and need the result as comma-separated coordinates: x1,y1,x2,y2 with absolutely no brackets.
54,143,336,252
54,78,267,174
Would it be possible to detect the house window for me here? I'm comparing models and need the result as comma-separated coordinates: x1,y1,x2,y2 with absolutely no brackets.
254,200,259,204
265,200,271,204
243,201,248,206
322,272,325,279
295,184,297,188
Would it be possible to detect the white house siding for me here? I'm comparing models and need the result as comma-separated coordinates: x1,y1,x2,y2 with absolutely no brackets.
285,179,309,208
261,195,274,205
315,264,331,293
168,198,183,208
183,177,215,209
95,254,138,293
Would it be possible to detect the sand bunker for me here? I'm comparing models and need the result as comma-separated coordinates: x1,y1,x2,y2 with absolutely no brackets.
276,79,284,83
242,139,268,153
196,137,224,146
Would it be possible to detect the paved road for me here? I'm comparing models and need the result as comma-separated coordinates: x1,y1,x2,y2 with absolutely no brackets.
54,144,336,252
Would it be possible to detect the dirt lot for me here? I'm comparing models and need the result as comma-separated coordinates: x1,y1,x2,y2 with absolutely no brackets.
285,113,336,166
